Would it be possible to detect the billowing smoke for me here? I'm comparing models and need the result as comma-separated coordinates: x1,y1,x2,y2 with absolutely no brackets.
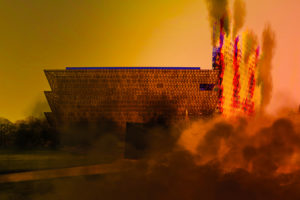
232,0,246,38
205,0,230,46
179,115,300,175
258,24,276,113
0,2,283,199
21,113,300,200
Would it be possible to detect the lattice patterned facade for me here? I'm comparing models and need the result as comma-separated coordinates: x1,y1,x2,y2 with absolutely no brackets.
44,68,220,127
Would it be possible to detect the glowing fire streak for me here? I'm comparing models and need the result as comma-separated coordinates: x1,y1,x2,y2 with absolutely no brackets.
213,19,262,117
232,37,241,110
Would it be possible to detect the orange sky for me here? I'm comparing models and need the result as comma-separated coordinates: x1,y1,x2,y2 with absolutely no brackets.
0,0,299,121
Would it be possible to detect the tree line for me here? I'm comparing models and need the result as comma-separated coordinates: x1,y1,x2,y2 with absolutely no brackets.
0,117,59,149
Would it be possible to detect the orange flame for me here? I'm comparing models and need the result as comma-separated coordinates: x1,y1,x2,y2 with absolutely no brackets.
213,21,262,117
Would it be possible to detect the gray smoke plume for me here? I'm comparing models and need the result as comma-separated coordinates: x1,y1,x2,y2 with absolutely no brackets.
258,24,276,113
232,0,246,38
205,0,230,46
244,30,258,63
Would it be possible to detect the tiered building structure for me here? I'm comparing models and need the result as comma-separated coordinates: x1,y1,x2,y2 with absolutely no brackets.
44,22,262,127
44,67,220,127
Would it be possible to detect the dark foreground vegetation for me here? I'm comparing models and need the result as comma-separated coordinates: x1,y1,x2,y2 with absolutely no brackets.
0,117,124,175
0,117,124,151
0,117,59,150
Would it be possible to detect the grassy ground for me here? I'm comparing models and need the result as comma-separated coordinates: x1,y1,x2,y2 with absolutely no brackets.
0,174,109,200
0,148,123,174
0,148,124,200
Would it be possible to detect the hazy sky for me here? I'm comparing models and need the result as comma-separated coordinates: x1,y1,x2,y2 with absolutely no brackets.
0,0,299,121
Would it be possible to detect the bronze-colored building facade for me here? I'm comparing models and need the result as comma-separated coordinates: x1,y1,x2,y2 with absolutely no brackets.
44,67,220,127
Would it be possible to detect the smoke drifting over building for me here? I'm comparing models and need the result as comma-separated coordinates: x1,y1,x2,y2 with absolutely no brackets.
1,1,294,199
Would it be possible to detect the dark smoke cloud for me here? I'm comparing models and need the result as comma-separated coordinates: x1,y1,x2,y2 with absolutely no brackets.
181,114,300,175
232,0,246,38
258,24,276,113
20,113,300,200
205,0,230,46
